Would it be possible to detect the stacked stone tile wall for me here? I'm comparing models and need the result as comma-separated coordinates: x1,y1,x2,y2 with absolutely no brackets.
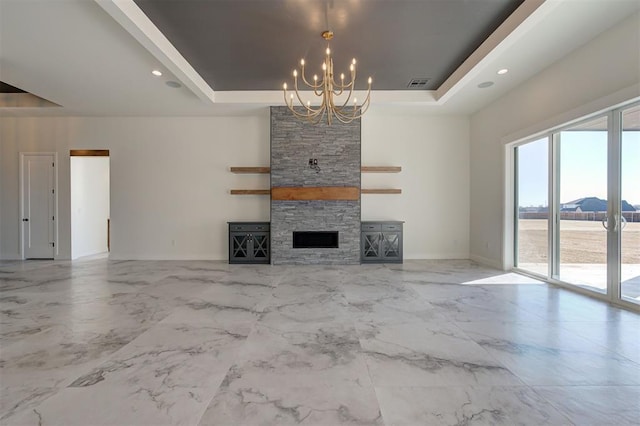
270,106,361,264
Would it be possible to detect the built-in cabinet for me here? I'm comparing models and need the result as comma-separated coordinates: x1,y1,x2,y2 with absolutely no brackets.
228,222,270,264
361,221,404,263
228,220,403,264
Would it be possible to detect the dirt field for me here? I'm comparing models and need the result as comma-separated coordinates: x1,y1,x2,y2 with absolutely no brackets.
518,219,640,264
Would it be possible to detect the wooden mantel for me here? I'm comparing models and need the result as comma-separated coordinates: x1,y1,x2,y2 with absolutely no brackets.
271,186,360,201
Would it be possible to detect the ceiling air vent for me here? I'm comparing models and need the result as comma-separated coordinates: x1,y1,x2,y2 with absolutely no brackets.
407,78,430,89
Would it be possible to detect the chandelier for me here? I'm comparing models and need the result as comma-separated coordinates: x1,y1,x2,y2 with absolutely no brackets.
282,30,372,125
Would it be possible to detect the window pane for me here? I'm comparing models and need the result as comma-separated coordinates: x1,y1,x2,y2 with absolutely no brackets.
558,116,608,293
516,138,548,275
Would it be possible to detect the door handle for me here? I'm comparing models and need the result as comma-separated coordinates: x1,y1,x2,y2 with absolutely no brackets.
602,215,628,232
22,218,29,222
619,215,627,231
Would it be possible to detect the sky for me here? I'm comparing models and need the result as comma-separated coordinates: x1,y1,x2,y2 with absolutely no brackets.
518,131,640,207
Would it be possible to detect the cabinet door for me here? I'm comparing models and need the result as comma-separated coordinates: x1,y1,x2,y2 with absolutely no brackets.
230,233,251,261
381,232,402,261
361,232,381,260
251,232,270,261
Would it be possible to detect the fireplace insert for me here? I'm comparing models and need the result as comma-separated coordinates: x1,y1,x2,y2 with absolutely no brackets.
293,231,339,248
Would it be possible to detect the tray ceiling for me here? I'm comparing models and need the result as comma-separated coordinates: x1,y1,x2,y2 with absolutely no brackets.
134,0,524,91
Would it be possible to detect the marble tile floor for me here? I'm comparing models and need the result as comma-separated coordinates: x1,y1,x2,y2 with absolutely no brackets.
1,258,639,426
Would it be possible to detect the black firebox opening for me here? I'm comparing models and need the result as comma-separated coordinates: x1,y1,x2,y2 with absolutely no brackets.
293,231,339,248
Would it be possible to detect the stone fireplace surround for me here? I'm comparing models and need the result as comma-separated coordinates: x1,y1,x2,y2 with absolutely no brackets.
270,106,361,265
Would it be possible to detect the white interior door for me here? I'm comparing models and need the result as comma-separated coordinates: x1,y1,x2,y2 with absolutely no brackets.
22,153,55,259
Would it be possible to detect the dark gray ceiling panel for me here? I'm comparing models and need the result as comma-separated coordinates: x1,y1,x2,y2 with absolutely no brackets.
135,0,523,91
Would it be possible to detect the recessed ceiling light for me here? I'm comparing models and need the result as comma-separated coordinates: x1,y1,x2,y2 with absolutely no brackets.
497,68,509,75
166,81,181,88
478,81,494,89
151,70,162,76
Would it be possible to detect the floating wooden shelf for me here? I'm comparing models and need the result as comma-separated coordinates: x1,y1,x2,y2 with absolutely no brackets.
230,188,401,195
361,166,402,173
230,189,271,195
230,167,401,195
361,189,402,194
230,167,271,174
230,166,401,174
272,186,360,201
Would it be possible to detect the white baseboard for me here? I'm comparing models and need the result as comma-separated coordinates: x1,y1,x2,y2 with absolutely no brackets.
108,253,225,261
405,253,470,260
0,255,23,261
469,254,504,270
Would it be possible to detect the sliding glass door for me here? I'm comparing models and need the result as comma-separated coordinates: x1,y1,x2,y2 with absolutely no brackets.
514,101,639,308
515,138,549,276
556,116,609,293
620,104,640,305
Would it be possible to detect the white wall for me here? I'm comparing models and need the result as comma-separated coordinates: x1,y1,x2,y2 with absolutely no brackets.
362,110,470,259
0,141,3,259
0,110,470,260
0,115,271,260
469,12,640,268
71,157,110,259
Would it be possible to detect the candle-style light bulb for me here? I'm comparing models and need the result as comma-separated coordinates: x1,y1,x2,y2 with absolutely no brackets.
322,62,326,71
326,47,330,55
293,69,298,77
307,101,311,107
283,82,287,90
300,59,305,66
314,75,318,81
354,98,358,105
368,77,372,85
352,58,356,65
341,73,344,80
350,64,354,72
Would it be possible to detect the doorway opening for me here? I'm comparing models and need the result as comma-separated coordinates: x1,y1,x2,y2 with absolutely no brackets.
70,150,110,260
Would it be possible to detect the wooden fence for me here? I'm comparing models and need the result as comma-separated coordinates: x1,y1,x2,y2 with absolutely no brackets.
519,211,640,222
